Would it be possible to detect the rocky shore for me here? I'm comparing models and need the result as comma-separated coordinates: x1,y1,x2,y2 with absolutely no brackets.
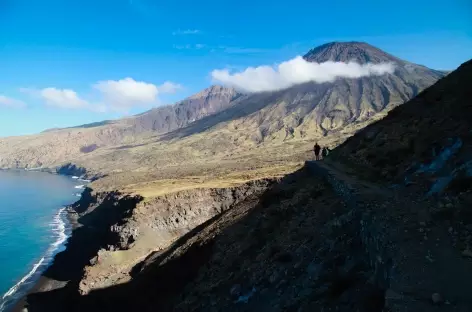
13,178,275,312
10,189,88,312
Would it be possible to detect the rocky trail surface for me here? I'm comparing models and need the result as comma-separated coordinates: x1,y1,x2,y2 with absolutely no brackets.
309,160,472,311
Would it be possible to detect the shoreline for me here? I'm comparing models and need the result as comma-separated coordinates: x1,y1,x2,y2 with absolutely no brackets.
9,207,82,312
0,162,99,182
0,205,79,312
0,167,89,312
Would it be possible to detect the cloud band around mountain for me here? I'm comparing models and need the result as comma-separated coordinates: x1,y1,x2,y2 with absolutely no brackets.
211,56,396,92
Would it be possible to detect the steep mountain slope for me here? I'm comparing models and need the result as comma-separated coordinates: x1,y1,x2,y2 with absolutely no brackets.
331,58,472,184
123,85,243,134
258,42,444,136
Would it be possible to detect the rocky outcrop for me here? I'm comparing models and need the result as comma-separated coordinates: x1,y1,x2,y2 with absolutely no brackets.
79,178,276,295
113,178,275,250
55,163,87,177
22,178,276,311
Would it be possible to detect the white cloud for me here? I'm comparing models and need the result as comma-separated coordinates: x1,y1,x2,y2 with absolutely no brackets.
212,56,396,92
94,78,181,111
20,78,182,112
0,95,26,108
40,88,89,109
172,29,200,35
94,78,158,107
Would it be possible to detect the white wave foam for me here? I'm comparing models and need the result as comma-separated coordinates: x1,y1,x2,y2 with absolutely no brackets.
71,176,79,179
1,257,45,300
78,178,91,183
74,185,85,189
50,208,67,248
0,207,69,311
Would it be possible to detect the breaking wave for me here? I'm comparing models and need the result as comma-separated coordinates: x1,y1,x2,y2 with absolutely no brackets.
0,208,70,311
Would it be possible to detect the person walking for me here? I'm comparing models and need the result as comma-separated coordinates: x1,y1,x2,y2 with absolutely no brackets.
322,147,329,159
314,142,321,161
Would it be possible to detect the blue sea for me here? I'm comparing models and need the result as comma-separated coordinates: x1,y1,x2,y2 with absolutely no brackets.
0,170,83,311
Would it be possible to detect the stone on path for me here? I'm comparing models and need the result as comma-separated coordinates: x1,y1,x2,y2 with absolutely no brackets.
431,293,444,305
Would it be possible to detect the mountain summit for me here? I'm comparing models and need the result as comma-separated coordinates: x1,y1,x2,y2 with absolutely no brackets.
303,41,403,64
180,42,445,142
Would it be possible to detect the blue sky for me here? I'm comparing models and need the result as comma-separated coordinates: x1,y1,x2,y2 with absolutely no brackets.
0,0,471,136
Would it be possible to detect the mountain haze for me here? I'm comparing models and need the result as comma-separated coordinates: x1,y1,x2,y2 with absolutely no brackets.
0,42,446,177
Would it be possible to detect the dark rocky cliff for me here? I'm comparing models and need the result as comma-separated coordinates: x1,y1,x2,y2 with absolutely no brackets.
20,178,276,311
55,163,87,177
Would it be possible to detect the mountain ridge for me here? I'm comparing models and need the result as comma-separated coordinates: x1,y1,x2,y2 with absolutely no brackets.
41,85,241,133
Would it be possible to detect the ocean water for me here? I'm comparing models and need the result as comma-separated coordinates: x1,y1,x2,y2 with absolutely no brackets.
0,170,82,311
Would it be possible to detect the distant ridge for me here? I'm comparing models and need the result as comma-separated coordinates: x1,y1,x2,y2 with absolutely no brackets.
42,120,112,133
41,85,241,133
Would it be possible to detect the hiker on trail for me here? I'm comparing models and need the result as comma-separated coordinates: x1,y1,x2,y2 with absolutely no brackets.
322,147,329,159
314,142,321,161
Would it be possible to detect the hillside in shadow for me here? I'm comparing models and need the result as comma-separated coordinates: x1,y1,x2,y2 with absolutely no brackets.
25,168,389,312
